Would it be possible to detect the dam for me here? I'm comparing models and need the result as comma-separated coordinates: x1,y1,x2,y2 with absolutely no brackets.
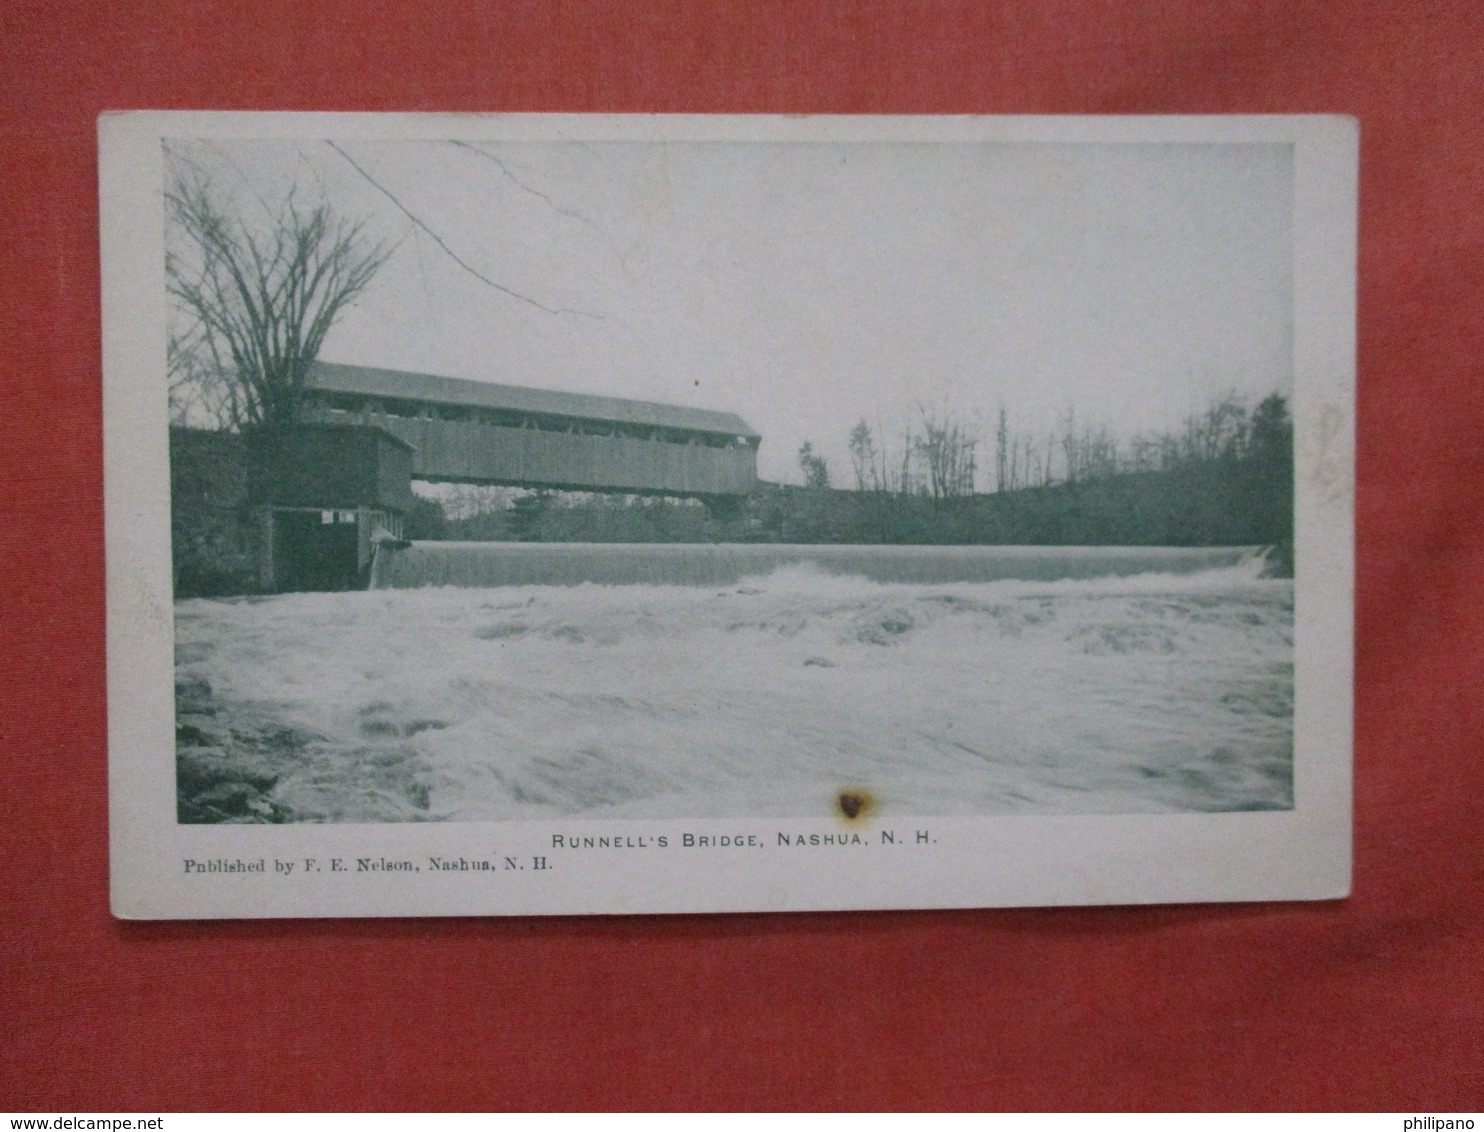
369,542,1266,590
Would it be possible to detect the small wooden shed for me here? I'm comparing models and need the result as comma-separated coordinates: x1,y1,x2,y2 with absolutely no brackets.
244,424,415,592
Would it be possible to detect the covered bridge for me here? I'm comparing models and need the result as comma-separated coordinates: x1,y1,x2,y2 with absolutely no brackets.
297,361,761,498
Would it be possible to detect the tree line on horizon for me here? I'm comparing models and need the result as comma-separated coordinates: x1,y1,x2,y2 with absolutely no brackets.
796,392,1292,500
749,392,1293,565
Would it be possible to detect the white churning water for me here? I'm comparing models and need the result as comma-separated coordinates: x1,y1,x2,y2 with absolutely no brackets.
369,541,1266,590
175,555,1294,822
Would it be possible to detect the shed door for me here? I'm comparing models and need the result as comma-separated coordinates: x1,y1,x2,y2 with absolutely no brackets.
273,510,361,592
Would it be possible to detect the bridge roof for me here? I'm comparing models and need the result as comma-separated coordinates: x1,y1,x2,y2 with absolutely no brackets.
307,362,760,440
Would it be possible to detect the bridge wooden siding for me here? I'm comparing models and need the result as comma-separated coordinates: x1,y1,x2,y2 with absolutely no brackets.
301,410,759,495
298,362,760,498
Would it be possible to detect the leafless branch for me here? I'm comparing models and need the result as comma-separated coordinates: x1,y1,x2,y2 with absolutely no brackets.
326,141,602,321
447,141,595,227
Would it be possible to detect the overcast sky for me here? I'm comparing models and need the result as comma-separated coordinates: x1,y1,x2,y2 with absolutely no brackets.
166,136,1293,485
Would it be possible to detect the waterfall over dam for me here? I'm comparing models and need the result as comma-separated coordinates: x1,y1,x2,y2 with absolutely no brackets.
369,542,1266,590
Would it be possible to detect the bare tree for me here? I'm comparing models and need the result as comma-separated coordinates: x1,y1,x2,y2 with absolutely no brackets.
870,417,897,494
797,440,830,490
166,170,390,431
995,403,1009,493
848,420,877,491
914,406,978,500
1059,406,1079,484
167,320,231,427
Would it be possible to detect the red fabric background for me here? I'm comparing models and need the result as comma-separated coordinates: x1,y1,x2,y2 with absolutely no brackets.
2,0,1480,1112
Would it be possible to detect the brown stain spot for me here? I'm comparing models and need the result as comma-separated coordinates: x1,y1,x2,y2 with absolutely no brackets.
837,790,874,820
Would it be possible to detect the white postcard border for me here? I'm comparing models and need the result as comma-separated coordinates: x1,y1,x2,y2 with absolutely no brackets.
102,113,1355,919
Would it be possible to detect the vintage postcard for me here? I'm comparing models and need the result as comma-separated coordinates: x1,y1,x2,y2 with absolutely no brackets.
102,113,1355,918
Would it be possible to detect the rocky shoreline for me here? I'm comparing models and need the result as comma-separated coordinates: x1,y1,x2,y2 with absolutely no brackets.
175,674,306,822
175,670,437,824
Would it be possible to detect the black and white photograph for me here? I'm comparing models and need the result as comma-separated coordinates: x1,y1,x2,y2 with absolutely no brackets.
102,114,1355,917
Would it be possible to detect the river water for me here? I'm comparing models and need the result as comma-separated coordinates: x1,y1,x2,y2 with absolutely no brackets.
175,549,1293,823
